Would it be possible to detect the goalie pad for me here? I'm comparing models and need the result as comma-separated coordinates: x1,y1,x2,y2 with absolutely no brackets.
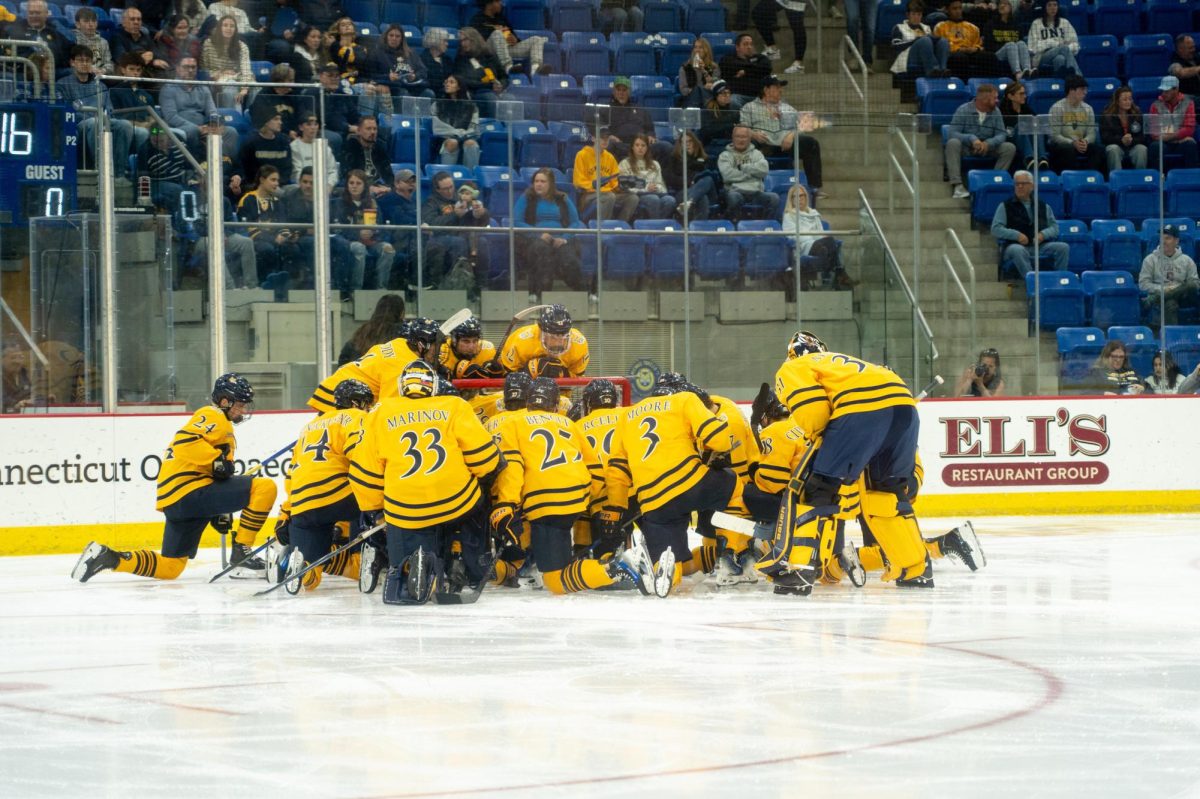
382,550,441,605
860,490,926,581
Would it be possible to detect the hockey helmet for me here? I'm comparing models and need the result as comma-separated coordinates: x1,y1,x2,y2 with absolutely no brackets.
502,371,532,410
538,305,572,356
451,316,482,341
333,378,374,410
526,377,560,412
400,360,439,398
581,378,619,415
787,330,826,360
655,371,688,392
682,382,712,409
212,373,254,423
437,380,461,398
566,400,584,421
406,317,441,357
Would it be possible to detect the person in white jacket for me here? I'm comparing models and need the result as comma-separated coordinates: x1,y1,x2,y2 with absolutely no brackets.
1026,0,1079,77
782,183,850,288
618,134,678,219
1139,225,1199,325
290,114,340,192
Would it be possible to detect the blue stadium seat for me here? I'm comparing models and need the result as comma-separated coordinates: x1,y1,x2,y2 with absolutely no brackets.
1164,168,1200,216
690,219,740,279
967,77,1011,96
566,40,611,77
582,74,615,103
217,107,250,135
739,220,789,278
477,119,507,166
877,0,907,42
653,121,676,144
1108,325,1157,376
1026,78,1065,115
1058,219,1096,273
917,77,970,125
513,121,556,168
543,85,585,123
1028,270,1087,330
631,75,674,123
1147,0,1194,33
477,231,512,285
635,219,686,278
661,32,697,77
1085,77,1122,116
1092,0,1140,38
1142,217,1197,256
1057,326,1107,387
1058,0,1092,34
551,0,594,31
967,169,1014,225
343,0,380,25
705,32,736,61
1109,169,1160,223
600,226,649,281
1082,270,1141,328
1164,325,1200,373
1033,171,1066,219
1122,33,1173,80
251,61,274,82
421,0,459,29
382,1,419,27
506,0,545,30
390,116,433,162
1091,218,1143,273
1061,170,1109,222
685,0,726,34
614,38,658,76
642,0,684,32
1076,35,1119,77
534,71,577,88
1128,76,1161,112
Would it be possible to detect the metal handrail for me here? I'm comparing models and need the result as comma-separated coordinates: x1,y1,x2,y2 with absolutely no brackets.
0,39,54,96
0,55,43,98
838,35,869,166
111,105,203,173
942,228,977,356
886,113,922,308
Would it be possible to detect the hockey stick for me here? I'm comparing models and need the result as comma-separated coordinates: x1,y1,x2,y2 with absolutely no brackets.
915,374,944,401
254,521,385,596
440,308,473,336
432,550,500,605
493,304,552,369
214,439,297,571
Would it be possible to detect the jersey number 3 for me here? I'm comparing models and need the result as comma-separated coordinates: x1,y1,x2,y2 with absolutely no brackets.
639,417,660,460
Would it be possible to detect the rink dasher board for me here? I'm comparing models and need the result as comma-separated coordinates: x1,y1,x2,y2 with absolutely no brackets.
0,397,1197,555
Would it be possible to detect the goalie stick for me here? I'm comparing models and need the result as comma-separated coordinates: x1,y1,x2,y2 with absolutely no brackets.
255,521,385,596
492,304,552,370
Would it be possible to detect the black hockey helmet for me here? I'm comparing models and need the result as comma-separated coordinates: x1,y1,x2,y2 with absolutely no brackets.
655,371,688,392
787,330,826,360
581,378,619,415
334,378,374,410
451,316,482,341
400,360,439,398
526,377,560,412
437,380,461,398
213,373,254,404
503,371,532,410
538,304,572,335
682,382,712,409
566,400,584,421
406,317,440,356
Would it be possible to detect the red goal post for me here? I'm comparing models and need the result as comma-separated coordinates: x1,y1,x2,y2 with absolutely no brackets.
451,376,633,405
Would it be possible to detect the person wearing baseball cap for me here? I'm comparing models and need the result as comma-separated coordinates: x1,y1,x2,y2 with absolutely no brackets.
1148,74,1199,169
738,74,826,198
1140,223,1199,326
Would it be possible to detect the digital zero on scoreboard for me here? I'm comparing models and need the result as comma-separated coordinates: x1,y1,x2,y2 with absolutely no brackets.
0,102,78,226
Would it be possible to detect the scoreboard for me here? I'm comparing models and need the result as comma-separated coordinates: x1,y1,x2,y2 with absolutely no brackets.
0,101,78,226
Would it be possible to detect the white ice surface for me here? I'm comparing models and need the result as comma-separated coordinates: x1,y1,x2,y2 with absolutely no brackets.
2,515,1200,798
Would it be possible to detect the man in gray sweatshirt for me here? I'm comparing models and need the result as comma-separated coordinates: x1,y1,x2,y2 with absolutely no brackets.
1048,74,1106,174
1139,225,1199,325
944,83,1015,199
718,125,780,221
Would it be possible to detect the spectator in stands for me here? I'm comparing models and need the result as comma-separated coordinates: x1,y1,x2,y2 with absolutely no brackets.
161,57,239,158
370,24,433,98
454,27,508,118
718,125,780,221
421,28,454,96
305,63,360,155
434,76,482,169
139,124,192,220
513,167,586,299
998,80,1045,171
299,0,342,32
61,48,135,184
1,339,32,414
328,16,370,84
1100,87,1147,174
1144,350,1184,395
332,169,397,291
1084,340,1144,395
719,34,773,109
290,25,328,83
1169,35,1200,99
953,347,1006,397
187,190,259,290
340,114,393,194
377,169,418,290
72,8,113,75
663,131,718,221
739,75,827,198
699,81,740,146
607,76,664,162
1027,0,1079,78
753,0,809,75
155,15,202,71
990,169,1069,276
338,294,406,367
111,7,169,77
1048,75,1106,174
783,183,848,288
278,165,354,289
8,0,68,67
202,15,254,109
1180,365,1200,394
110,54,161,152
891,1,950,80
470,0,547,76
600,0,644,35
574,129,639,223
422,171,481,285
173,0,210,34
208,0,264,57
981,0,1031,80
933,0,1000,79
1148,76,1200,171
249,64,310,139
843,0,877,66
618,134,677,220
290,113,340,190
241,110,293,185
1139,225,1199,326
679,37,721,109
237,165,298,288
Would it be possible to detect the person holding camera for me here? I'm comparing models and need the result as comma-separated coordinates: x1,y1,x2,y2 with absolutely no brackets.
953,347,1006,397
618,134,677,220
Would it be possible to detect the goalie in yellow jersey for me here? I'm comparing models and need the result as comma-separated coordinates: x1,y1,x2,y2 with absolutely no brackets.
308,318,441,413
498,304,589,378
73,374,278,583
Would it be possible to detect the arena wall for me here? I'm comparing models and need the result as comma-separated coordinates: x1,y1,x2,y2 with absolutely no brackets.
0,396,1195,556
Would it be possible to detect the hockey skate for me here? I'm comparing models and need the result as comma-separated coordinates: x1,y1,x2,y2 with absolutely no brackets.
228,542,267,580
382,549,440,605
937,521,985,571
282,548,306,595
613,530,655,596
735,549,760,584
358,541,385,593
838,544,867,587
713,551,744,586
772,568,815,597
896,554,935,588
264,541,289,585
72,542,120,583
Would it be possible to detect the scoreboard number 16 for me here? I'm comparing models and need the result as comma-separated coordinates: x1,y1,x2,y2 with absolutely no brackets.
0,111,33,156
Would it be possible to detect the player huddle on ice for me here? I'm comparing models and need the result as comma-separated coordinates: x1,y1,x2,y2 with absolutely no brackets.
72,305,985,602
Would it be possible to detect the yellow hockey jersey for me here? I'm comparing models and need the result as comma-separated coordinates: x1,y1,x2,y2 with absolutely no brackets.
350,394,501,529
606,391,731,514
282,408,367,516
155,406,237,511
470,392,507,427
494,411,601,520
774,352,915,438
439,339,498,378
499,323,590,376
754,418,813,495
307,338,422,413
708,394,758,481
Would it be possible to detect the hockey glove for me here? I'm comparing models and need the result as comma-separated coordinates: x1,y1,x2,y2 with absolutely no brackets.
703,450,732,471
360,510,384,531
212,456,233,481
274,513,291,546
489,504,521,550
212,513,234,535
749,382,774,433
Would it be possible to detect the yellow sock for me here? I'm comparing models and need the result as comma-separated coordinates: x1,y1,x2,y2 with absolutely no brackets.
113,550,187,579
325,549,360,579
926,540,944,559
721,530,753,553
858,545,885,572
493,560,517,586
670,560,683,588
683,542,718,576
234,477,278,546
301,565,323,591
543,559,615,594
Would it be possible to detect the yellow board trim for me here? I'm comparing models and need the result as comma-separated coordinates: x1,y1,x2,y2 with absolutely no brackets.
0,520,284,557
915,490,1200,517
